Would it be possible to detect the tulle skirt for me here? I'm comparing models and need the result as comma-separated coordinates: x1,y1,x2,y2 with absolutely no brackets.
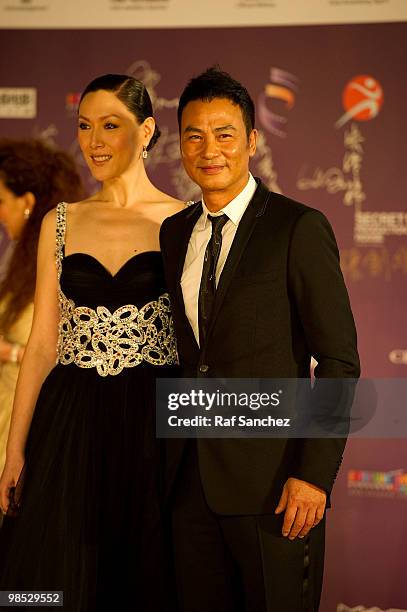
0,362,174,611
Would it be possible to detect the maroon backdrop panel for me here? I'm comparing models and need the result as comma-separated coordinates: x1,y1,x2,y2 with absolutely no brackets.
1,23,406,610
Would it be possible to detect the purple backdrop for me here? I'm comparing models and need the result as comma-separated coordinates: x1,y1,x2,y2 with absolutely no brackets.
1,22,406,610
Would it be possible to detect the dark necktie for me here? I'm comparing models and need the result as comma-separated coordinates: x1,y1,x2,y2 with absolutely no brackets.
198,214,229,345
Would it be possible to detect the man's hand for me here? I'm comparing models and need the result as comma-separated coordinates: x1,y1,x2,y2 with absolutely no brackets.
275,477,326,540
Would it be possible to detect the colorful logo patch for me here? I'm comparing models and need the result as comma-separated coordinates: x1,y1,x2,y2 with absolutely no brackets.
348,469,407,498
336,75,384,128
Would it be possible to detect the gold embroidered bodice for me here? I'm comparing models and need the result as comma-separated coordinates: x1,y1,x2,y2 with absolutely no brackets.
55,202,178,377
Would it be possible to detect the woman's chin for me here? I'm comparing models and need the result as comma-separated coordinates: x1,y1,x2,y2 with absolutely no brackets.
89,167,118,182
89,167,122,183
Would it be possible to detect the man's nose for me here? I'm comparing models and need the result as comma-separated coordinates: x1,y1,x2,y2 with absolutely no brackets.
201,135,220,159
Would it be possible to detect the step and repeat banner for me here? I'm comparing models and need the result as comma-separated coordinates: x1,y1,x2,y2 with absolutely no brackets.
1,3,406,611
0,0,406,28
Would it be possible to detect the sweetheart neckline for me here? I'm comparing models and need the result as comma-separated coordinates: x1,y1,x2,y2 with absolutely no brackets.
63,251,161,278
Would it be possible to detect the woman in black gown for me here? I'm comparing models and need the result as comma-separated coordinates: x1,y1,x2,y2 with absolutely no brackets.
0,74,184,611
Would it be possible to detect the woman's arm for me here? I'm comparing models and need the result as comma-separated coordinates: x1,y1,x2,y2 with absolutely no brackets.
0,209,60,512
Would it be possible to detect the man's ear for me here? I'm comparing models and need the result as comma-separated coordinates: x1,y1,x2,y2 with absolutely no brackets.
248,129,257,157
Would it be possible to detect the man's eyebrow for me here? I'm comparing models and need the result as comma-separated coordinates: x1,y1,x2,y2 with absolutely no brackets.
183,124,237,133
214,124,236,132
183,126,204,133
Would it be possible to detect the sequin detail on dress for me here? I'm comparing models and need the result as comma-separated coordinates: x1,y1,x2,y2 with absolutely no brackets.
55,202,178,376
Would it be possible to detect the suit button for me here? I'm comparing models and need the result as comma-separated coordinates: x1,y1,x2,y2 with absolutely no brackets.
199,364,209,373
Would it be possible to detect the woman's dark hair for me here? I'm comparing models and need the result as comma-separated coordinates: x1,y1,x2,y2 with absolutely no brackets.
80,74,160,151
177,66,255,138
0,139,84,333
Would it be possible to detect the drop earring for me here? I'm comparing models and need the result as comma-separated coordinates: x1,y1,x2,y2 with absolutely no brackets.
24,208,31,220
142,145,148,159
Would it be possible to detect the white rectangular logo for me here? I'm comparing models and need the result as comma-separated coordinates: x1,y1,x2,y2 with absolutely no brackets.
0,88,37,119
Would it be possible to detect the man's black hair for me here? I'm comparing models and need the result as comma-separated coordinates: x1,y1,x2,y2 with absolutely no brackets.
177,67,255,138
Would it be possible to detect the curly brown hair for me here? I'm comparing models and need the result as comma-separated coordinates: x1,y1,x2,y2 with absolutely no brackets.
0,139,84,334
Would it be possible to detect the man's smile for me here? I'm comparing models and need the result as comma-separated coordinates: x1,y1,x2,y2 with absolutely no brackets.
198,165,225,174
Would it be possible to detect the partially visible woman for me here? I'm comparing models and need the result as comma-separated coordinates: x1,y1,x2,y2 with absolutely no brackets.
0,139,84,473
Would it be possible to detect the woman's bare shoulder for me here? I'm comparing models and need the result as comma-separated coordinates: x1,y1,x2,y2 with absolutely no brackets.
164,198,187,214
42,198,98,235
61,196,104,217
153,191,187,214
42,207,57,230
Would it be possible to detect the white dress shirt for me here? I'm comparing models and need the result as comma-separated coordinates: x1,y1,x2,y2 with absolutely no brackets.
181,173,257,345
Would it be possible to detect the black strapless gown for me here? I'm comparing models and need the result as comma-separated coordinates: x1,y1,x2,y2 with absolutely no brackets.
0,251,178,611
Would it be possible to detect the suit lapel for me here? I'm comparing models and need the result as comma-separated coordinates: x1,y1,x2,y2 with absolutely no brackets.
205,181,271,340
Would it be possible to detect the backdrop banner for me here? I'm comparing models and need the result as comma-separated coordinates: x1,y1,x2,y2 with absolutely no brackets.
0,20,406,611
0,0,406,29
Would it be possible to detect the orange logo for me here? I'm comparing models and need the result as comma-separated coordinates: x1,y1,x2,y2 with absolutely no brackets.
336,75,384,128
258,67,299,138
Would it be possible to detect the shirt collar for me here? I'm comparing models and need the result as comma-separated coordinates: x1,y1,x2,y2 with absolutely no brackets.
197,173,257,230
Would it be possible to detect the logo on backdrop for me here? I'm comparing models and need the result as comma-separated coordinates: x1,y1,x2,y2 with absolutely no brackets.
297,73,407,255
0,88,36,119
348,469,407,499
258,67,299,138
335,75,384,129
251,66,299,193
66,92,81,116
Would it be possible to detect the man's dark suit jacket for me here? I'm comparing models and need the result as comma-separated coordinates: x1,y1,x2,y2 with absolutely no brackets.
160,179,360,516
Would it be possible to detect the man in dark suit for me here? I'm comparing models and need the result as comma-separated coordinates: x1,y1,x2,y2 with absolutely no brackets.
160,67,360,612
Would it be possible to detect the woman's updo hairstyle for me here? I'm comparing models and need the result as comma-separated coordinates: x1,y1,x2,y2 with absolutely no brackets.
79,74,160,151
